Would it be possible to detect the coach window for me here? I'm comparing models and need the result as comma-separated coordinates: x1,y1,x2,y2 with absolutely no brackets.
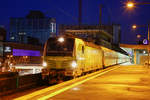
82,46,84,54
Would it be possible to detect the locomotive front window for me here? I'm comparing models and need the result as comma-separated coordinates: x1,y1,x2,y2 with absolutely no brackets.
82,46,84,54
46,37,74,56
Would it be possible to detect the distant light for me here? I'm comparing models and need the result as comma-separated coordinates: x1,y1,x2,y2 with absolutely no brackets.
127,2,134,8
7,55,10,58
18,32,26,35
143,51,146,54
43,62,47,67
10,37,15,40
10,55,13,58
137,35,141,39
10,63,13,66
132,25,137,29
58,37,64,43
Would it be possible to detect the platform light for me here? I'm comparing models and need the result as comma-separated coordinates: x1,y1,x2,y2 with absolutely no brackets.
132,25,137,29
58,37,64,43
136,34,141,39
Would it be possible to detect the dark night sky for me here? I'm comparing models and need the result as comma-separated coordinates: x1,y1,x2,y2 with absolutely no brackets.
0,0,150,44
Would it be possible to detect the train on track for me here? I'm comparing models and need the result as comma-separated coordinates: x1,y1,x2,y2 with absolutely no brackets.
42,36,130,84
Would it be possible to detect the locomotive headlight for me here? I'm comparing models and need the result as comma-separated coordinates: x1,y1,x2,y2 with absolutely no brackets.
43,62,47,67
58,37,64,43
71,61,77,68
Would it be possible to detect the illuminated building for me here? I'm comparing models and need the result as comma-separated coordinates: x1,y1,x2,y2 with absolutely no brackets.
9,11,56,45
3,42,43,64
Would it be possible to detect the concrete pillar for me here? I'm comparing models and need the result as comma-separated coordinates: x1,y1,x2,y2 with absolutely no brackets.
134,49,137,64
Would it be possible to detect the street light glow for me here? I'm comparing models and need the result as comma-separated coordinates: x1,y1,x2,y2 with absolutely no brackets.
126,2,134,8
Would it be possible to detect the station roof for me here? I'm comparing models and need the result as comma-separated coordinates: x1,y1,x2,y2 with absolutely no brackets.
120,44,148,50
65,29,112,38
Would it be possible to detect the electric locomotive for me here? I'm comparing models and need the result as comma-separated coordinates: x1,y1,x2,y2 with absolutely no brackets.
42,36,129,83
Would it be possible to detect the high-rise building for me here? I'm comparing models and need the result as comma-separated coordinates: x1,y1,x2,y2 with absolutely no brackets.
9,11,56,45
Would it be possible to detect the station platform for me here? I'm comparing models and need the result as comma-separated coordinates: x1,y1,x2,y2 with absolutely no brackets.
4,63,150,100
44,64,150,100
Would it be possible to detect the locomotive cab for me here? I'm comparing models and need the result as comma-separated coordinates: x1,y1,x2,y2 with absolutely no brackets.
42,36,79,81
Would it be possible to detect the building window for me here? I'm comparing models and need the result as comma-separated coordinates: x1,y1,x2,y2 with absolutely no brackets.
10,36,15,40
51,22,56,33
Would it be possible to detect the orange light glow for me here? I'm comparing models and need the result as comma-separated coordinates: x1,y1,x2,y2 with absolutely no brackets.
137,34,141,38
132,25,137,29
127,2,134,8
10,55,13,58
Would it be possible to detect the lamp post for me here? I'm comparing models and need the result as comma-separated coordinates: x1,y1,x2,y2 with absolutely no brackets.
126,1,150,9
132,24,150,66
125,0,150,66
